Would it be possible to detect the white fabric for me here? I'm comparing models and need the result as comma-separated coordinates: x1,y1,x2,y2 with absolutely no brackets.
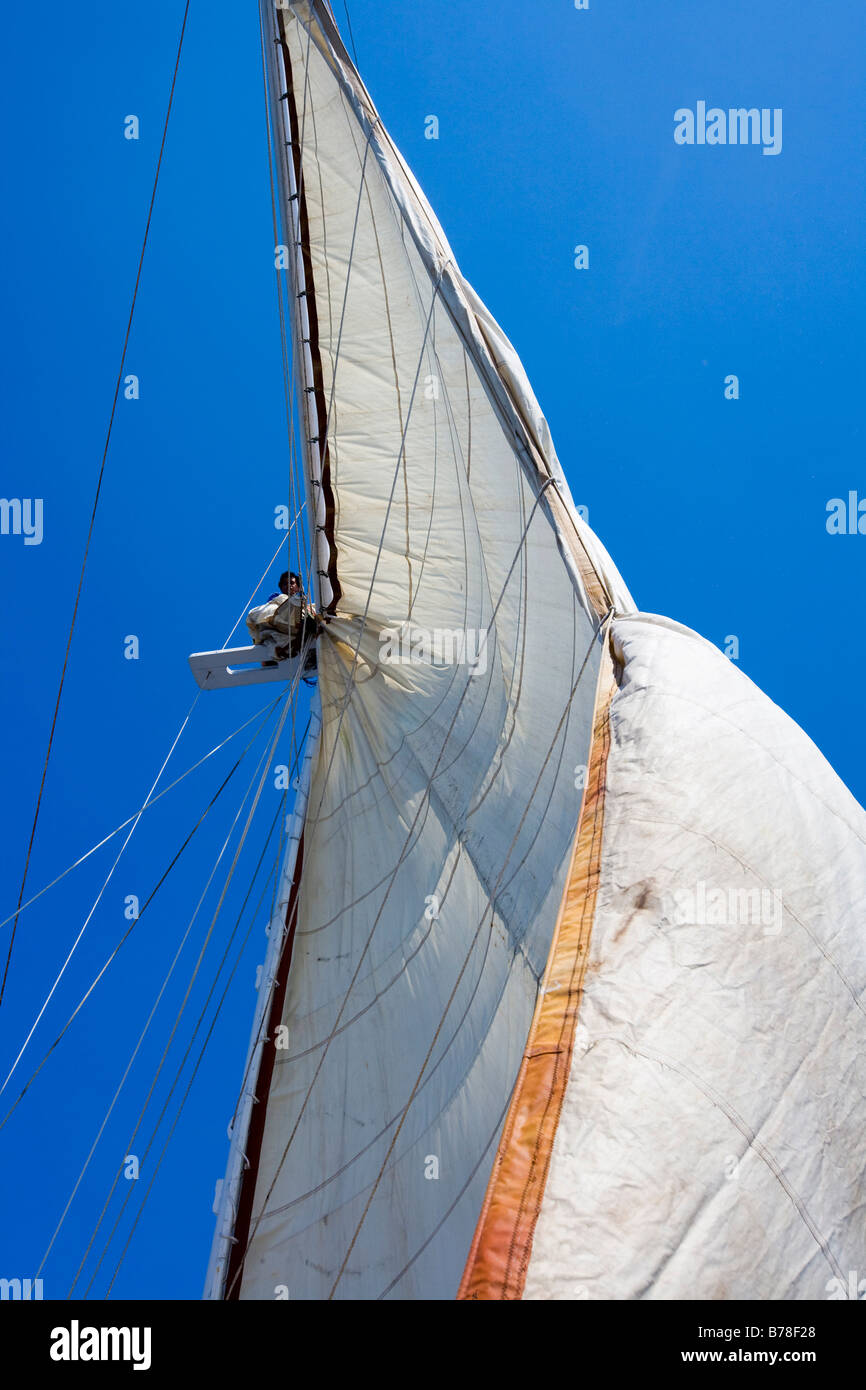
238,2,614,1299
246,596,293,637
233,3,866,1302
525,615,866,1301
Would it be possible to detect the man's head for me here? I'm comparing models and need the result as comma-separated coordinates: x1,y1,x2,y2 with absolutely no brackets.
279,571,301,596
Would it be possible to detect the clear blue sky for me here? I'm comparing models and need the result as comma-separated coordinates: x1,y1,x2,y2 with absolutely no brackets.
0,1,863,1298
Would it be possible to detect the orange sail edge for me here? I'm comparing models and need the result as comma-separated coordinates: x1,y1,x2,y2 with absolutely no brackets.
457,635,617,1301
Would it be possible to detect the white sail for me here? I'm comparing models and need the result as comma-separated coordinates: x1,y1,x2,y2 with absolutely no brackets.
463,616,866,1300
214,2,866,1301
222,0,628,1301
521,616,866,1300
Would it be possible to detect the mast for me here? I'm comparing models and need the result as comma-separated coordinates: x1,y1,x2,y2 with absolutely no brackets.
203,0,337,1297
204,696,321,1300
262,0,339,614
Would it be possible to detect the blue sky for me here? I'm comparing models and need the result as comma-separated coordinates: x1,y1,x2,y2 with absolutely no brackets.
0,1,863,1298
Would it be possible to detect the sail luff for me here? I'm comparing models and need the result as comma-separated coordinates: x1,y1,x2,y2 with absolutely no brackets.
264,0,339,612
204,698,322,1300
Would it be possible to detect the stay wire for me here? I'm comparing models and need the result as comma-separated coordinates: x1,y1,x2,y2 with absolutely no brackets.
96,709,311,1296
1,0,193,1010
0,692,201,1102
342,3,360,67
0,693,284,937
88,29,325,1292
221,534,297,651
73,789,289,1298
0,694,286,1138
36,689,292,1279
101,836,285,1300
78,714,309,1297
3,528,295,1091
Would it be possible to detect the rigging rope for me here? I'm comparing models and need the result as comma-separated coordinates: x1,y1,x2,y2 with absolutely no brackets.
36,688,294,1279
76,725,308,1298
6,0,321,1295
73,789,290,1297
88,713,310,1296
2,497,306,1106
0,693,285,937
0,692,201,1102
1,0,193,1011
0,695,287,1137
342,2,360,66
100,837,286,1299
220,534,296,651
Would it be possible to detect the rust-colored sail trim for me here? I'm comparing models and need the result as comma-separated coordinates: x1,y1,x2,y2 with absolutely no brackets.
458,643,616,1300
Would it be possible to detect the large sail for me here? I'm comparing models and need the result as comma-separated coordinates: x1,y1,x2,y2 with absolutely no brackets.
520,617,866,1301
461,616,866,1300
211,0,629,1301
209,1,866,1301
